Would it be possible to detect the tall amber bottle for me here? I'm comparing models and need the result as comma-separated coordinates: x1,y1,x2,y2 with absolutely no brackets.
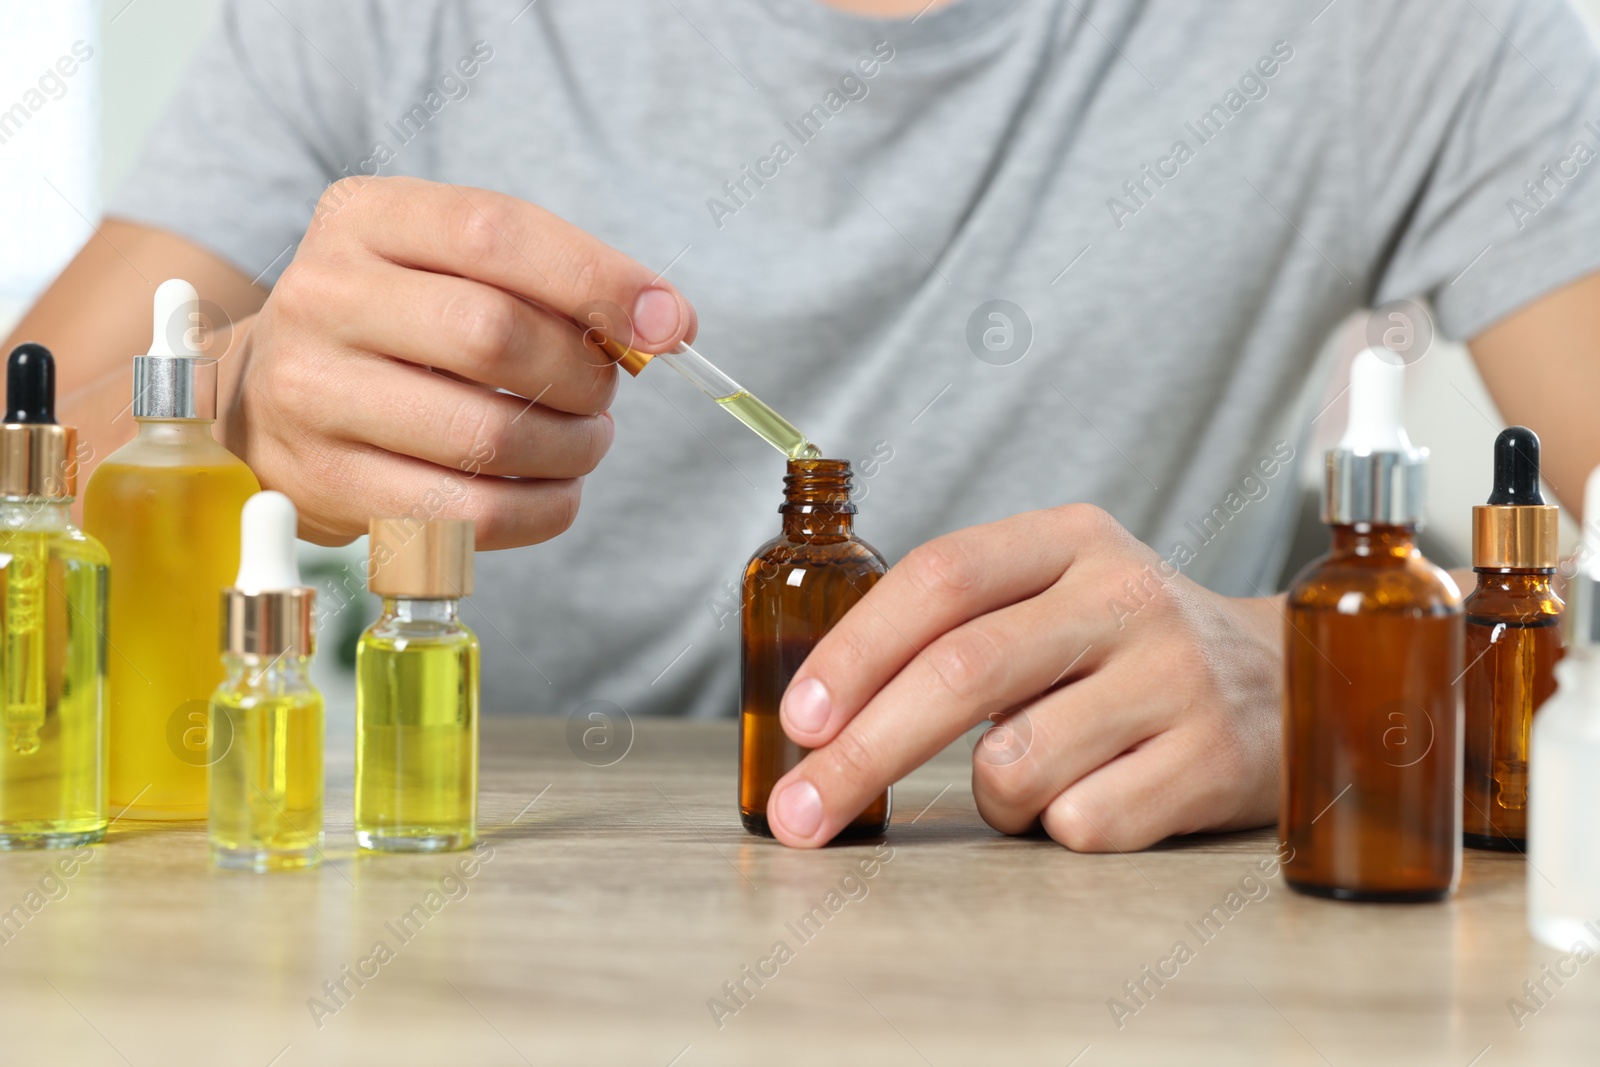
1463,427,1562,850
740,459,889,838
84,280,259,819
1283,350,1463,902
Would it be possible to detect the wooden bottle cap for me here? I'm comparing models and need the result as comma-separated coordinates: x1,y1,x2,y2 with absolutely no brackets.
367,518,475,598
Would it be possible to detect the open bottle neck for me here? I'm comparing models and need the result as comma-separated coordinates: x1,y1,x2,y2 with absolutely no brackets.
222,652,317,694
1472,568,1556,587
380,596,461,624
134,417,217,442
0,498,73,529
781,459,855,541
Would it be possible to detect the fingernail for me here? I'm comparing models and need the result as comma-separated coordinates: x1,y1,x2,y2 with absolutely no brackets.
773,779,824,839
632,287,682,346
782,677,830,734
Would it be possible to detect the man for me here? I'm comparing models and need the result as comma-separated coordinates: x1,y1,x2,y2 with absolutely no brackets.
12,0,1600,851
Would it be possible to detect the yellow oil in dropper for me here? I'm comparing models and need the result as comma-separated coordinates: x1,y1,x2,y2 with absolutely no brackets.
715,392,821,460
604,338,821,460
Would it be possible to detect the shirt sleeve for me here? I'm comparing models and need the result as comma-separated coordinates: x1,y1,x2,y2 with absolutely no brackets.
1356,0,1600,340
106,0,372,286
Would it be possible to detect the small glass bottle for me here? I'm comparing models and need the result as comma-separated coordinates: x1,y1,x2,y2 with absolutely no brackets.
0,344,109,849
1463,427,1562,850
740,458,889,838
355,518,479,852
1283,350,1463,901
208,491,323,872
85,279,259,820
1528,465,1600,950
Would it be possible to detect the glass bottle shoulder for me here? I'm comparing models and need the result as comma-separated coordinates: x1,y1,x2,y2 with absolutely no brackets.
215,655,322,706
744,531,887,583
0,502,109,568
1463,571,1563,622
95,419,257,475
1287,547,1461,616
51,523,110,569
360,613,479,653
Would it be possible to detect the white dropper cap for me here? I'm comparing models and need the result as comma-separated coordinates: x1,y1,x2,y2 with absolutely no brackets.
235,491,302,594
1324,346,1427,525
149,278,203,358
1337,349,1413,453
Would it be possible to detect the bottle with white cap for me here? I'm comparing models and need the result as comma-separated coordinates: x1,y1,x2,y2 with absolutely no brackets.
1281,349,1464,901
84,279,260,821
1527,465,1600,950
207,491,323,872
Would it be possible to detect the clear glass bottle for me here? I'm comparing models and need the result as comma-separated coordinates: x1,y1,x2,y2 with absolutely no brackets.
0,344,109,849
1282,351,1463,902
740,458,890,838
1528,464,1600,952
84,280,259,820
208,491,322,872
355,518,479,852
1463,427,1562,850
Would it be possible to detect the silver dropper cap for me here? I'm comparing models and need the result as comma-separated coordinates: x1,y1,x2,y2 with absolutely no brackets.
1323,349,1428,526
1566,466,1600,648
132,279,218,420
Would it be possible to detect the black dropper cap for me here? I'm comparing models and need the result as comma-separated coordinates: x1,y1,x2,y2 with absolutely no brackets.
6,343,56,425
1487,426,1544,506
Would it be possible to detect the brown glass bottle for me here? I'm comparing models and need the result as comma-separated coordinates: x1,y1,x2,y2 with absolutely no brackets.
1462,426,1563,850
1283,525,1464,900
740,459,889,838
1463,573,1561,849
1282,349,1461,902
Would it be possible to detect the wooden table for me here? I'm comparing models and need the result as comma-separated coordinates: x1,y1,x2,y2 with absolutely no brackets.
0,717,1591,1066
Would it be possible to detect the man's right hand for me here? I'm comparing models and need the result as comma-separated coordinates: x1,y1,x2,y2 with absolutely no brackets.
224,175,696,548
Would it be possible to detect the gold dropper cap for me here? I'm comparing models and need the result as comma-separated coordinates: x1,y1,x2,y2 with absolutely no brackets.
222,491,316,657
600,337,652,377
1472,426,1559,570
368,518,475,598
223,589,315,657
1,343,77,499
0,424,76,498
1472,506,1559,569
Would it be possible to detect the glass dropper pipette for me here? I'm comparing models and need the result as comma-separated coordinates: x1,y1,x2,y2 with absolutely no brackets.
603,338,821,460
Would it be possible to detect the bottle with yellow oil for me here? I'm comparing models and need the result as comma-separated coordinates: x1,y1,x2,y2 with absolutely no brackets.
355,518,479,852
209,491,323,872
84,279,259,820
0,344,109,849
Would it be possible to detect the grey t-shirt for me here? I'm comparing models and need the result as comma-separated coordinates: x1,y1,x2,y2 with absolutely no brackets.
112,0,1600,718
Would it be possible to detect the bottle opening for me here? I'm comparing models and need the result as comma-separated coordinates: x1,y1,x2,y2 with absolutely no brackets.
781,458,854,513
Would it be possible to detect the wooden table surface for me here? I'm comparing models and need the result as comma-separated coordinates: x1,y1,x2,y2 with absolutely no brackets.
0,716,1591,1067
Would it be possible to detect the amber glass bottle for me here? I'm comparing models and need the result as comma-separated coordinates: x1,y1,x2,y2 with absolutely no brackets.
740,459,889,838
1463,427,1562,850
1282,350,1463,902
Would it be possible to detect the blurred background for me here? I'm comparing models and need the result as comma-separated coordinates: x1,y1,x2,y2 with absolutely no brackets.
0,0,373,706
2,0,1595,681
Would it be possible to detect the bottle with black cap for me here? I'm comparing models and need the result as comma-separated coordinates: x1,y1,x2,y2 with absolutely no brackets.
1281,349,1464,901
1464,427,1562,851
0,343,110,850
